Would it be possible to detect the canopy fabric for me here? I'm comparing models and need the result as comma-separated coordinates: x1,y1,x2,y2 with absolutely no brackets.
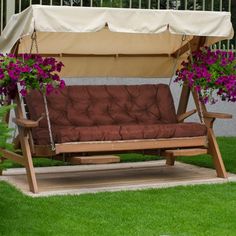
0,5,234,78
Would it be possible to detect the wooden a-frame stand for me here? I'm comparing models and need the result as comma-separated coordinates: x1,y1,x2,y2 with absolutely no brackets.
0,36,232,193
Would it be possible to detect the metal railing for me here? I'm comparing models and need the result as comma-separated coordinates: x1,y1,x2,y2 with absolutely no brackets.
0,0,235,51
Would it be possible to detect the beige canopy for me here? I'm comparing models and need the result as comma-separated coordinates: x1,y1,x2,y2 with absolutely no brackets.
0,5,234,78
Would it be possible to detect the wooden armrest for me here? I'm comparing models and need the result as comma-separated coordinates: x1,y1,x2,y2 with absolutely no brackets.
203,112,232,119
13,118,39,128
13,114,44,128
177,109,197,122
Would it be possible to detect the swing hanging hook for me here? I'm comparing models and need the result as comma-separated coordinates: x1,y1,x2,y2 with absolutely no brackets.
30,30,39,54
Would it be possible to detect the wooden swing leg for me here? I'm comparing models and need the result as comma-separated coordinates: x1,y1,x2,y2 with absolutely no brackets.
19,129,38,193
166,157,175,166
208,129,227,178
160,150,176,166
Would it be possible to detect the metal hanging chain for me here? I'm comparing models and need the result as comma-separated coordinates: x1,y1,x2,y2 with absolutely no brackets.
169,34,186,86
30,30,56,151
13,83,24,141
12,40,20,57
29,30,39,54
43,94,55,151
186,39,205,124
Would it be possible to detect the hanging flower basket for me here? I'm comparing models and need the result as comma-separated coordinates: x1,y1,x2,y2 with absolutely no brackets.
175,47,236,104
0,53,65,100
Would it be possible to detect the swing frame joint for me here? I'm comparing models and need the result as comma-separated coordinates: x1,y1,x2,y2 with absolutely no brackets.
177,109,197,123
12,115,44,128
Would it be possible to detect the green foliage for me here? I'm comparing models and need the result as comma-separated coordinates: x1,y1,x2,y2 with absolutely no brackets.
0,105,14,151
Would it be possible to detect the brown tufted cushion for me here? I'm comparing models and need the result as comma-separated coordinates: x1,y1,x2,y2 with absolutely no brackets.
25,84,207,145
31,123,207,145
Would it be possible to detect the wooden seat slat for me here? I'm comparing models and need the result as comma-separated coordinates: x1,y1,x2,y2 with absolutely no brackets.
55,136,208,154
163,148,208,157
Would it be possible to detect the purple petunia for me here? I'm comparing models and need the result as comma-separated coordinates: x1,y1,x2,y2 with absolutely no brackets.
0,53,65,98
175,47,236,104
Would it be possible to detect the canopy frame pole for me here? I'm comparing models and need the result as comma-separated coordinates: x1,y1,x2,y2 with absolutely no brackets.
186,39,205,124
177,36,206,117
14,92,39,193
174,36,227,176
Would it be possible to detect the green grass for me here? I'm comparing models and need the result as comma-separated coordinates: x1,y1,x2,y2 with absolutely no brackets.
0,181,236,236
0,157,65,170
177,137,236,174
119,152,162,162
0,137,235,235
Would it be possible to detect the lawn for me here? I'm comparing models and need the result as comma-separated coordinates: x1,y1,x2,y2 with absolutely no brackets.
0,181,236,236
0,137,235,235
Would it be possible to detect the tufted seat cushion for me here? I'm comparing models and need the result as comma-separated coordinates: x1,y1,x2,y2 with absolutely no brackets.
25,84,207,145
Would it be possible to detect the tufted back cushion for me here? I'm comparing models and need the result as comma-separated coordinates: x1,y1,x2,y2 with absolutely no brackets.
25,84,178,128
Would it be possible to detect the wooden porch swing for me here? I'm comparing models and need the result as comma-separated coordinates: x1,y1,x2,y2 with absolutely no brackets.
0,6,234,193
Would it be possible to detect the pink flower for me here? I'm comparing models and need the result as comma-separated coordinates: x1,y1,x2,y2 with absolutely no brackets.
0,54,65,98
175,47,236,104
20,89,27,97
56,62,64,72
59,80,66,89
46,84,54,95
19,80,26,86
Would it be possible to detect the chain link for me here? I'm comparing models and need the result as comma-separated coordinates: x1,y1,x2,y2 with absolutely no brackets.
30,30,39,54
43,94,55,151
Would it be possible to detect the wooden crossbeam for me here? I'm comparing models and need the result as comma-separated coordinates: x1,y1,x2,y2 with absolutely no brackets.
12,118,40,128
163,148,208,157
0,148,25,165
171,36,206,58
30,53,171,58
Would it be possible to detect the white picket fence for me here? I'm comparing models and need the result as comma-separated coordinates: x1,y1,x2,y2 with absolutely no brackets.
0,0,235,51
